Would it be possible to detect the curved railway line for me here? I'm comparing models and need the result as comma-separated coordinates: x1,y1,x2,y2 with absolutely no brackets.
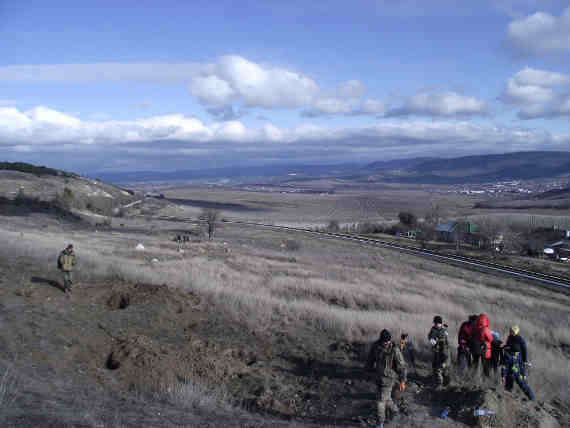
155,215,570,294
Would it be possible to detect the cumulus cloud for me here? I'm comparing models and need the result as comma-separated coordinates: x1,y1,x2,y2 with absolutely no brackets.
385,91,488,117
501,67,570,119
205,106,247,121
506,6,570,56
1,106,567,162
187,56,388,117
188,56,319,108
0,57,387,117
302,97,386,117
336,80,367,98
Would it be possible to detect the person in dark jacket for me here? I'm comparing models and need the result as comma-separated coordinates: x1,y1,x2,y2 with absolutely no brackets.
428,315,450,388
366,329,407,428
457,314,477,371
502,337,535,401
57,244,76,296
472,313,494,376
506,325,529,372
400,333,416,372
490,331,504,374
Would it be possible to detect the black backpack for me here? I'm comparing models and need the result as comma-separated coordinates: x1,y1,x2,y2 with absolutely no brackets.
470,337,486,356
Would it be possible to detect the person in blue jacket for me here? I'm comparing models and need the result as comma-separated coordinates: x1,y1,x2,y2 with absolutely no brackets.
501,336,535,401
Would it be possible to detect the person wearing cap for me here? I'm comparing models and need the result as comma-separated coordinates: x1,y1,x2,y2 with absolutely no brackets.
457,314,477,371
502,337,535,401
57,244,76,296
506,325,528,372
428,315,450,388
366,329,407,428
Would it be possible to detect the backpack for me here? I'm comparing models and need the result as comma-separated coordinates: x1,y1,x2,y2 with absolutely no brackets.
471,337,486,356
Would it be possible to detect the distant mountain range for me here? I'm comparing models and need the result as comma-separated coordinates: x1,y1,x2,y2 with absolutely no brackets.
383,151,570,184
89,151,570,186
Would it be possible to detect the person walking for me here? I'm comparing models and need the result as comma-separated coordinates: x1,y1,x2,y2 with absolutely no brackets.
366,329,407,428
457,314,477,371
428,315,450,388
57,244,76,296
502,338,535,401
472,314,494,376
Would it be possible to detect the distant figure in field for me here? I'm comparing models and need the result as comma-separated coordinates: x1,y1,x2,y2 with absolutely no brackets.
57,244,76,296
428,315,450,388
366,329,407,428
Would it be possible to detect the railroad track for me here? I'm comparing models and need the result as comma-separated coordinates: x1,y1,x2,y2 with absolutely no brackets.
154,215,570,293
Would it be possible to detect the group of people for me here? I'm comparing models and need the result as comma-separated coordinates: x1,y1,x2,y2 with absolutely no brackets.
455,313,534,400
366,314,534,428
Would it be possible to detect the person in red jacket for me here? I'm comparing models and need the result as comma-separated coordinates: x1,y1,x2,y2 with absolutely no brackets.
473,313,494,376
457,314,477,371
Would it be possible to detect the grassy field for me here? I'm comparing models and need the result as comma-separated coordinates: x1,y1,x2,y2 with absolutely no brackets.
161,186,481,227
1,184,569,427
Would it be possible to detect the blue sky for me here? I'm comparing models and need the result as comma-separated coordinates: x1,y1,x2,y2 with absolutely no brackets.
1,0,569,173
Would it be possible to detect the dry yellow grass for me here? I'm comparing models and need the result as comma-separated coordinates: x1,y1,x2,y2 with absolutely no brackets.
2,219,569,403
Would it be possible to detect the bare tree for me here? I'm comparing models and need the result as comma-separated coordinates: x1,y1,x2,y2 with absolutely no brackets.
477,216,503,258
424,201,442,227
201,209,219,240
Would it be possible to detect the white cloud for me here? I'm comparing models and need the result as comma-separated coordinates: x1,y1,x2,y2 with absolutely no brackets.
337,80,367,98
1,106,567,160
502,67,570,119
0,57,385,118
386,91,488,117
507,6,570,56
189,55,319,108
514,67,570,87
303,97,386,117
360,99,387,115
304,97,355,116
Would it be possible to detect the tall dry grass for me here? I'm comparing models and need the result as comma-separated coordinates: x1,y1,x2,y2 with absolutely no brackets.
2,224,569,403
0,366,19,411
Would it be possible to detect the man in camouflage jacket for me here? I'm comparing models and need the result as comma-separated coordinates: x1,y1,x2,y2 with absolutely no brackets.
428,315,450,387
366,329,407,427
57,244,76,295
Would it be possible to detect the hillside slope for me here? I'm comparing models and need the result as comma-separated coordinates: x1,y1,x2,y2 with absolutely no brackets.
0,163,137,219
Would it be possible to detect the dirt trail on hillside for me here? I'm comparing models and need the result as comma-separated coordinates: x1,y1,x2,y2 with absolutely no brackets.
0,255,567,427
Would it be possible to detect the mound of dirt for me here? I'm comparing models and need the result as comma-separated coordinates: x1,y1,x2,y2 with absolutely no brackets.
472,389,561,428
105,282,198,312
